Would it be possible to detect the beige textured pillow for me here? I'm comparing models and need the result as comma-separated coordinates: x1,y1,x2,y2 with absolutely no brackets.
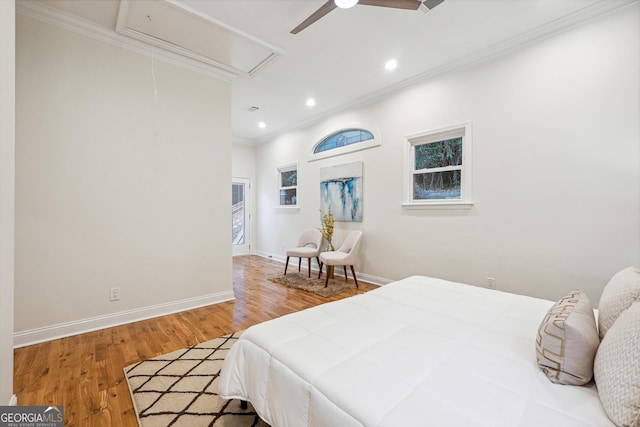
535,289,600,385
598,267,640,339
594,301,640,427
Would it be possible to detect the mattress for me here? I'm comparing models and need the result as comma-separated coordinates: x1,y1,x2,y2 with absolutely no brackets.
219,275,613,426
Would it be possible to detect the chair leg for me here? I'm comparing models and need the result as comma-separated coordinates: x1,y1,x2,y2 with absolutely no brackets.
298,258,301,272
318,262,323,279
307,258,311,278
343,266,348,281
324,271,330,288
316,257,321,270
350,265,359,288
284,256,290,274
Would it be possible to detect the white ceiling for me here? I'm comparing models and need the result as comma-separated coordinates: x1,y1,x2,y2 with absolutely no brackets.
20,0,634,143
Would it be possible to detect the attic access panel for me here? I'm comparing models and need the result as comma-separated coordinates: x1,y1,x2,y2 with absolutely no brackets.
116,0,283,78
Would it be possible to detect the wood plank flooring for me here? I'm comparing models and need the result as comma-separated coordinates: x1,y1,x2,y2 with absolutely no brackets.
13,255,376,426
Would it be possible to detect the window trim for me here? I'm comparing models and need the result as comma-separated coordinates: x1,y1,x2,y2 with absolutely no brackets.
309,123,381,162
402,123,473,209
276,162,299,211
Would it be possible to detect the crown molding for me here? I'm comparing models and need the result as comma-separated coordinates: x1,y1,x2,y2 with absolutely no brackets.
254,0,638,144
16,0,237,81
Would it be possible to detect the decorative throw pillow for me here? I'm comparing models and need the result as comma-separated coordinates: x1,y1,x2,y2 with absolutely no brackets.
535,289,600,385
598,267,640,340
594,301,640,427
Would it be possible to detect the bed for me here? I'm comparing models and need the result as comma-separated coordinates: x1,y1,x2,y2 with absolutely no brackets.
219,274,634,427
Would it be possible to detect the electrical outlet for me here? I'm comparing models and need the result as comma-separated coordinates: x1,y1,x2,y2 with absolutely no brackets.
110,287,121,301
486,277,496,289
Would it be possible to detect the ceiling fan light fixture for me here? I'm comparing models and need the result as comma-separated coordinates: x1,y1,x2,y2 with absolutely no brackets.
334,0,358,9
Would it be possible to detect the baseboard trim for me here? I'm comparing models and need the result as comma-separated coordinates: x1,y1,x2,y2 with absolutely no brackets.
253,251,391,286
13,291,235,348
254,250,286,264
357,272,393,286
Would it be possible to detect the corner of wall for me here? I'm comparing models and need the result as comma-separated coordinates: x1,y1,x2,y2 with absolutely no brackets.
0,0,15,406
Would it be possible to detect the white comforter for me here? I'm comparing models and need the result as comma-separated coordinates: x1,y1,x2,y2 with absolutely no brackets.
219,275,613,427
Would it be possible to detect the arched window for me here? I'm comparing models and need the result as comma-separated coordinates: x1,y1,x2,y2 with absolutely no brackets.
314,129,374,154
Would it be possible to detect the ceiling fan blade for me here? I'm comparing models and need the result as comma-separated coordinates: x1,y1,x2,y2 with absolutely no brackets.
290,0,338,34
358,0,422,10
423,0,444,10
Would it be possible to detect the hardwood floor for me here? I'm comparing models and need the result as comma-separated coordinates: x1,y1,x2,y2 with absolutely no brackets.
13,255,376,426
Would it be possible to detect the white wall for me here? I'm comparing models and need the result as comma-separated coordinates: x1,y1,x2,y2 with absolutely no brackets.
15,16,232,338
232,142,256,253
255,5,640,305
0,0,15,405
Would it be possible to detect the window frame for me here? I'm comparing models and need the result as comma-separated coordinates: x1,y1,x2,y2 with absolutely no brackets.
309,123,381,162
276,162,299,210
314,129,374,154
402,123,473,209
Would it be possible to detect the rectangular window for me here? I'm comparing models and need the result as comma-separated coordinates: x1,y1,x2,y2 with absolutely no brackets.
278,163,298,207
404,124,472,208
413,137,462,200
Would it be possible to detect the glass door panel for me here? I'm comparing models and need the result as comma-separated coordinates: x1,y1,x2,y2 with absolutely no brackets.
232,178,250,256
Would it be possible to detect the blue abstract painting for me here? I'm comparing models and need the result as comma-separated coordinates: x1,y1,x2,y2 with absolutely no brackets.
320,161,363,222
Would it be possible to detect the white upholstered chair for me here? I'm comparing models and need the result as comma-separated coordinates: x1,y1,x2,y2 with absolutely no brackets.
318,230,363,288
284,229,323,278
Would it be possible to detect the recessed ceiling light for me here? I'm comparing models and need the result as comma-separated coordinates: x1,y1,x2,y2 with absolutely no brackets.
385,59,398,70
258,121,266,128
306,98,316,107
335,0,358,9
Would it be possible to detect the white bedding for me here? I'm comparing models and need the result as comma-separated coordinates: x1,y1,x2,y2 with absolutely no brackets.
219,275,613,427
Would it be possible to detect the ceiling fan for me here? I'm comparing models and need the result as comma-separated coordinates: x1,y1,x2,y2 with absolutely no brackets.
291,0,445,34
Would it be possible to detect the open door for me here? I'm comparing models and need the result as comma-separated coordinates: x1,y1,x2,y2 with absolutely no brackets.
232,178,250,256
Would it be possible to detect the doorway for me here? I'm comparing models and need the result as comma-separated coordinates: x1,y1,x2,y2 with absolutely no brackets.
232,178,250,256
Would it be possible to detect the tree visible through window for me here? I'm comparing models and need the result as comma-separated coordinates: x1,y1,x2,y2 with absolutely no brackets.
404,124,472,207
413,137,463,200
278,164,298,206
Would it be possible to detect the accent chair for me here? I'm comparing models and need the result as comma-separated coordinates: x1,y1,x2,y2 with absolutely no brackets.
318,230,363,288
284,229,323,278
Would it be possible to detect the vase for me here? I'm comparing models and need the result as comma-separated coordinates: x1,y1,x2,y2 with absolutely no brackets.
327,265,335,280
325,241,335,279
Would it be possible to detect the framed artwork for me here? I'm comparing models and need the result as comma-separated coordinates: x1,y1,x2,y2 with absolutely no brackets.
320,161,363,222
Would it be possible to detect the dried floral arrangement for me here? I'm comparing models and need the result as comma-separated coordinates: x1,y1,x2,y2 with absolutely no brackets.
319,209,334,251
